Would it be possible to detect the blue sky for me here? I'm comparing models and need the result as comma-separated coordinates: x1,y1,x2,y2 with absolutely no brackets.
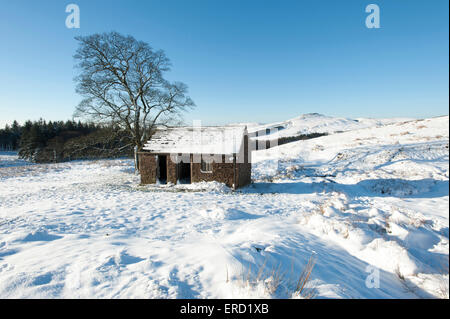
0,0,448,127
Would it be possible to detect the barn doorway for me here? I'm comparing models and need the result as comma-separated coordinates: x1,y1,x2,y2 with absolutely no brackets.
157,155,167,184
178,161,191,184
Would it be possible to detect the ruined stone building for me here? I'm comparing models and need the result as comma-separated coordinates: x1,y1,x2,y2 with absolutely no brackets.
138,126,251,189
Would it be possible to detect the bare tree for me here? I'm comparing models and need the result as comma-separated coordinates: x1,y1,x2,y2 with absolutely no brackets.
73,32,195,153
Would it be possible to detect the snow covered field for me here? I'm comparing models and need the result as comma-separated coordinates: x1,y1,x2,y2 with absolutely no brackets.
0,115,448,298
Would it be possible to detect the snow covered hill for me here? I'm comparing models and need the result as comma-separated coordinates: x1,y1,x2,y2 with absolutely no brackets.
246,113,413,141
0,115,448,299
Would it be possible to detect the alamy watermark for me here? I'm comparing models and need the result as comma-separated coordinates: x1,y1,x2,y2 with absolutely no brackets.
365,265,380,289
160,120,281,165
64,4,379,30
365,4,380,29
65,4,80,29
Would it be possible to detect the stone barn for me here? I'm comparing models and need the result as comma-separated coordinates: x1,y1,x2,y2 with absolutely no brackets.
138,126,251,189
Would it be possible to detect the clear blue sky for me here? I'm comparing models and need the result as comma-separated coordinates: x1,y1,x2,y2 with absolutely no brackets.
0,0,448,127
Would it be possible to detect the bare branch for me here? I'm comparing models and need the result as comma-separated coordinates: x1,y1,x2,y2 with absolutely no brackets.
73,32,194,150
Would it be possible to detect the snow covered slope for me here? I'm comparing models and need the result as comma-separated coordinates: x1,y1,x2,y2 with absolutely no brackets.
0,152,32,168
247,113,413,141
0,115,448,299
251,116,449,296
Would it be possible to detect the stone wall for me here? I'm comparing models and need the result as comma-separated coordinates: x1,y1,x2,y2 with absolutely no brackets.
138,152,157,184
237,162,252,188
167,156,178,184
191,154,236,188
236,135,252,188
139,146,252,189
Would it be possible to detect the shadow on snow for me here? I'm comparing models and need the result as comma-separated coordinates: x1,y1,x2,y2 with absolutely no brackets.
243,179,448,199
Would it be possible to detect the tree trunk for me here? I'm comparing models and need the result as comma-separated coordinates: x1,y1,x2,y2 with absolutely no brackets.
134,145,139,173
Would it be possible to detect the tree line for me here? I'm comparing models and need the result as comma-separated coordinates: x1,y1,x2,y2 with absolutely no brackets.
0,119,134,163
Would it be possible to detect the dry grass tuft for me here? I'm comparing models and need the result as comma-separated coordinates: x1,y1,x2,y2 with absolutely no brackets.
293,254,317,298
438,264,449,299
318,204,326,215
232,254,317,298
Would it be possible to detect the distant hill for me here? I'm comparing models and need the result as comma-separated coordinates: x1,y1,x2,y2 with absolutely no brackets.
243,113,414,141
